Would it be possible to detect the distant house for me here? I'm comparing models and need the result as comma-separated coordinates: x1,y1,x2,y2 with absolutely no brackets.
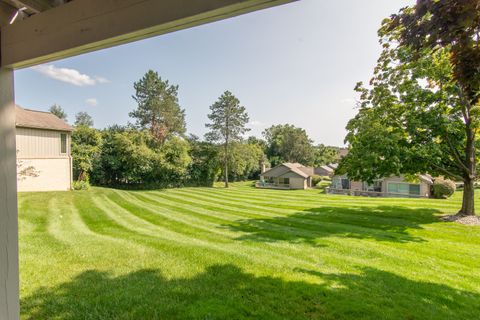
258,163,314,190
314,164,336,177
329,173,433,198
16,106,73,192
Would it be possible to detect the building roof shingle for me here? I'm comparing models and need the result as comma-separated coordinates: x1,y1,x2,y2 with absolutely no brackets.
261,162,311,179
15,105,72,132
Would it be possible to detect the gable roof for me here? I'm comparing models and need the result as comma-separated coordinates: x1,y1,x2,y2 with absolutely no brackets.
339,148,349,158
283,163,310,178
318,165,334,173
15,105,72,132
262,162,311,179
327,163,338,170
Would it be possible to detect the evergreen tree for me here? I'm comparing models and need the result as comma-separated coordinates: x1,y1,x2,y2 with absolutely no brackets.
74,112,94,127
205,91,250,188
130,70,186,144
49,104,68,122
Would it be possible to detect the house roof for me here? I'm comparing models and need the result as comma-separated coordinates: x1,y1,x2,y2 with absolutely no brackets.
327,163,338,170
419,174,434,185
339,148,349,158
15,105,72,132
283,163,310,178
319,165,334,173
262,162,311,179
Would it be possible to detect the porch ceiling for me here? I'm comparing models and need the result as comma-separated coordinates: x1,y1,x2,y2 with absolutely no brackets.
0,0,297,69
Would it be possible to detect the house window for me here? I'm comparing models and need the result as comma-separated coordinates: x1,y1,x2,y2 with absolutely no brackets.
60,134,67,154
387,183,420,195
363,180,382,192
332,177,350,190
278,177,290,185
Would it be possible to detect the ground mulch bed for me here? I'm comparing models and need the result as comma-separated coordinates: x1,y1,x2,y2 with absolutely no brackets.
441,214,480,226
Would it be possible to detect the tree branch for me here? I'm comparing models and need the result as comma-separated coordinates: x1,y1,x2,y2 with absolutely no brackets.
431,163,463,181
444,133,469,174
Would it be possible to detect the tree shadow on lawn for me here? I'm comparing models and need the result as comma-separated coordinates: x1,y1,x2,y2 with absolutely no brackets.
21,264,479,319
223,206,442,245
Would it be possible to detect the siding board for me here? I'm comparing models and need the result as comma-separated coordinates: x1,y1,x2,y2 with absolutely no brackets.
16,127,70,158
16,127,72,191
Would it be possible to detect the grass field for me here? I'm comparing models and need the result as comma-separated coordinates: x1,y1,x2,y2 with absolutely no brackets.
19,182,480,319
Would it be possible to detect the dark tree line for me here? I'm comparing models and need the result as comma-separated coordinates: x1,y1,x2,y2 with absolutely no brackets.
67,70,340,189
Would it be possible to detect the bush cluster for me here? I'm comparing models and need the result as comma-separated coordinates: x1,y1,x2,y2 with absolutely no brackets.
72,126,266,188
73,180,90,190
432,178,456,199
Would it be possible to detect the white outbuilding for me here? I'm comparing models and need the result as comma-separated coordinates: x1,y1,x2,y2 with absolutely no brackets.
15,105,72,192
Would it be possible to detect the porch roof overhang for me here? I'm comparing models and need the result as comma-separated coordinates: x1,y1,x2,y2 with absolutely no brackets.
0,0,296,69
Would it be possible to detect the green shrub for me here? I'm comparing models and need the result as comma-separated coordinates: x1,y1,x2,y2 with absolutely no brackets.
316,181,332,192
73,180,90,190
321,176,332,182
432,178,456,199
311,175,323,186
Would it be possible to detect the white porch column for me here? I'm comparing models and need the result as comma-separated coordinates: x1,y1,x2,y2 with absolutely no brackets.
0,68,19,320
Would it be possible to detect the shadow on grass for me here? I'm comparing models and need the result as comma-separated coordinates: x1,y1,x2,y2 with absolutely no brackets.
21,264,478,319
223,206,441,244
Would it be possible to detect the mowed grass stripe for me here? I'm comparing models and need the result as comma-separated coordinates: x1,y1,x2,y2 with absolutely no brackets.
74,192,252,268
156,189,430,245
129,191,343,268
197,189,476,244
126,192,356,270
115,191,237,242
120,191,329,271
146,190,475,277
182,187,458,219
203,186,461,211
172,188,438,233
157,188,480,278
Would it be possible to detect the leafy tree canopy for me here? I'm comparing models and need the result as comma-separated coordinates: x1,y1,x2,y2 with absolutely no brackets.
130,70,186,144
340,2,480,215
75,111,94,127
263,124,315,167
72,126,102,181
313,144,340,167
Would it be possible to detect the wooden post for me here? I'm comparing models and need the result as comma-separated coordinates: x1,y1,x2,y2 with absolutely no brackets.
0,67,19,320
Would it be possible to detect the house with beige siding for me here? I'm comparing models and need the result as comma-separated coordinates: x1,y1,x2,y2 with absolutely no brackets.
15,106,73,192
257,163,314,190
329,173,433,198
314,164,336,177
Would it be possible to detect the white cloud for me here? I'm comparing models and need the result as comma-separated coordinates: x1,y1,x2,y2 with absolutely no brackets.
32,64,109,86
85,98,98,107
94,76,109,84
248,120,265,127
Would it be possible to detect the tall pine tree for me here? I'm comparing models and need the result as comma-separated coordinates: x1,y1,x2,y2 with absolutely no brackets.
205,91,250,188
130,70,186,144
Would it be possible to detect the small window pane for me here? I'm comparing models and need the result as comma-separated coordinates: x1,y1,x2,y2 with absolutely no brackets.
409,184,420,195
398,184,409,194
388,183,420,195
61,134,67,154
388,183,398,193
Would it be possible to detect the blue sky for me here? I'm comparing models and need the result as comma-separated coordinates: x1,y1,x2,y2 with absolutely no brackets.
14,0,414,146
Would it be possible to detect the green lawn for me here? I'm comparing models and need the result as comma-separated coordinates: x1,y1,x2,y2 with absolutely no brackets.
19,182,480,319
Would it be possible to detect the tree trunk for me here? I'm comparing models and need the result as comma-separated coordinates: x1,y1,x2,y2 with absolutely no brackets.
224,140,229,188
459,176,475,215
458,108,476,216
